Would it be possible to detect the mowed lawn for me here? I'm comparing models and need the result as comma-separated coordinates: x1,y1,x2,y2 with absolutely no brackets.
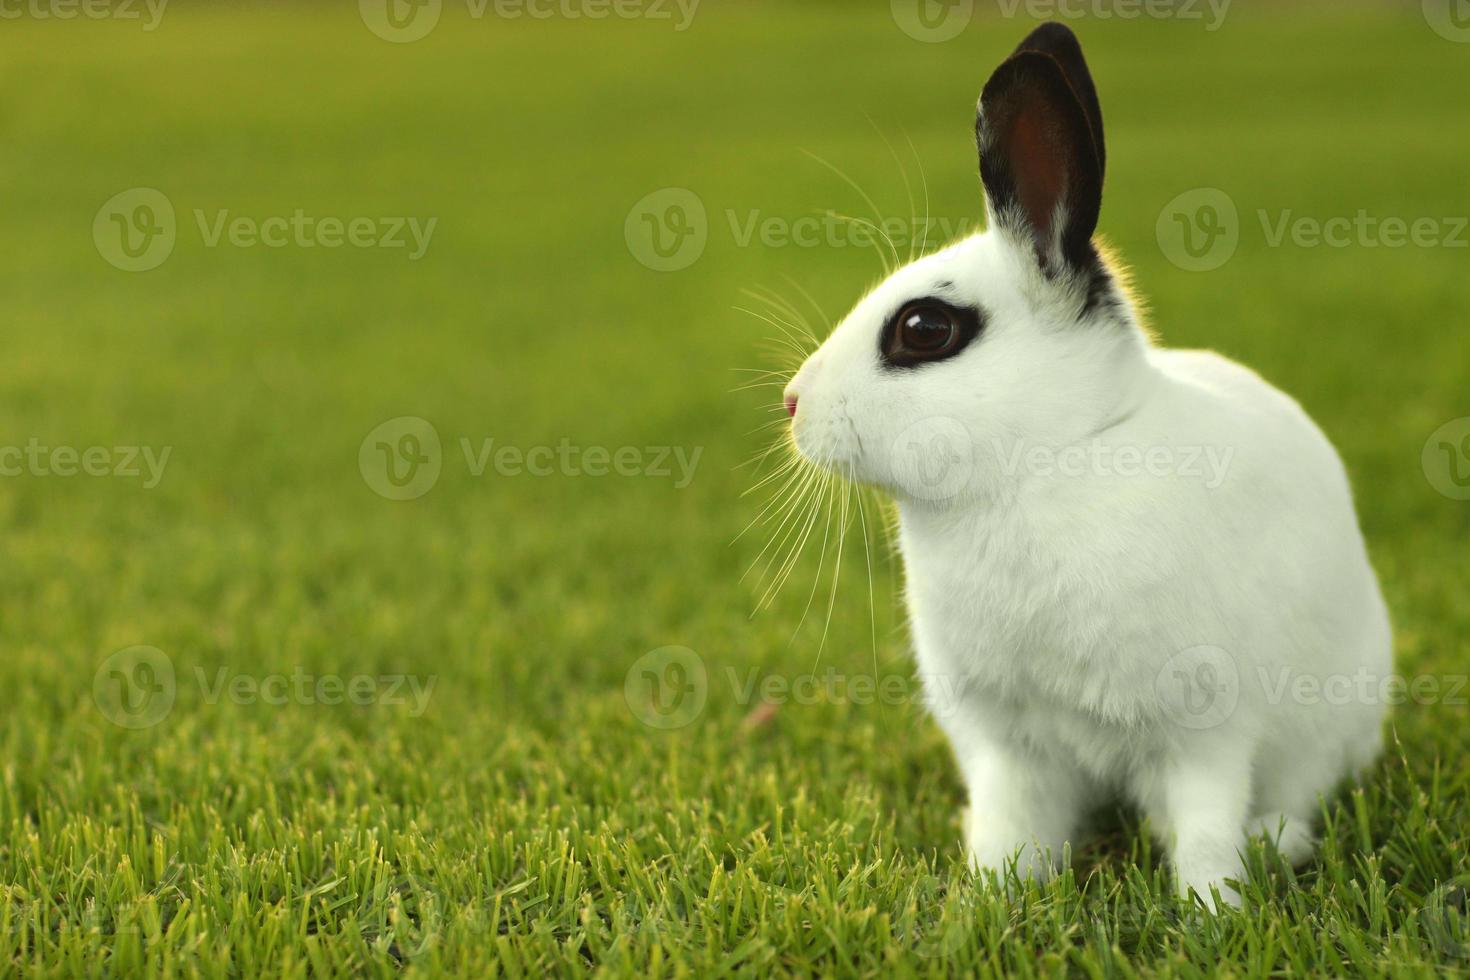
1,2,1468,975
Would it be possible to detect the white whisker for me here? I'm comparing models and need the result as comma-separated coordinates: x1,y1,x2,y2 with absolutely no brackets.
801,149,902,272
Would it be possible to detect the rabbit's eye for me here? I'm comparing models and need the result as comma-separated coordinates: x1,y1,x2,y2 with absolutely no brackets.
898,305,956,352
882,300,982,368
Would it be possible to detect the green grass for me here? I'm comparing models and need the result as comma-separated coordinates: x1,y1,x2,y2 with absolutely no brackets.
2,1,1469,975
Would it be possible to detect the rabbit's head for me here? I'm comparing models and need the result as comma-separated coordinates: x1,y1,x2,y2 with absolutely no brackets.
785,23,1151,506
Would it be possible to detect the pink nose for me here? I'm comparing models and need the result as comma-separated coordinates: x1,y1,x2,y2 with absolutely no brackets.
784,395,798,418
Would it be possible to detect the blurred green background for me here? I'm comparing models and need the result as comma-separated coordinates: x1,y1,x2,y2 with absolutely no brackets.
1,1,1467,974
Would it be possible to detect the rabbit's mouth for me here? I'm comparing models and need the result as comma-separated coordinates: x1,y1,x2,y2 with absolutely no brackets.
789,399,889,496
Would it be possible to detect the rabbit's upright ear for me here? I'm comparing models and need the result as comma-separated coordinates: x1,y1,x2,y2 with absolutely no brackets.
977,24,1104,278
1008,22,1104,179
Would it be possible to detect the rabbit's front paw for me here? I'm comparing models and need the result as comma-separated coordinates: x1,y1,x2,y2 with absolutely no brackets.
962,806,1063,883
1173,851,1245,911
1154,750,1253,911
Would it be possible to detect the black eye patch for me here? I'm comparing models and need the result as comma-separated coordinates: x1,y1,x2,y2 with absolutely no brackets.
878,297,985,369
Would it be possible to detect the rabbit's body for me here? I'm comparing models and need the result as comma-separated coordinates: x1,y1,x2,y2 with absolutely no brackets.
899,336,1389,890
782,24,1389,905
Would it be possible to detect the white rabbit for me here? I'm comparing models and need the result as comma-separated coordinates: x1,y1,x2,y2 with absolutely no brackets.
781,22,1389,908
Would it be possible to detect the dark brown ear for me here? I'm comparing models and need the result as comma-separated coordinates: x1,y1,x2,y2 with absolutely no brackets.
976,42,1104,277
1010,22,1104,179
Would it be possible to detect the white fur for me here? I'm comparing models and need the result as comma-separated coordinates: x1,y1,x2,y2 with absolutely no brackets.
784,229,1390,907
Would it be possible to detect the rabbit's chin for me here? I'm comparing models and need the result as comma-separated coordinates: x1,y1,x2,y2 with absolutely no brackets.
795,442,992,512
787,413,862,482
788,443,874,492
